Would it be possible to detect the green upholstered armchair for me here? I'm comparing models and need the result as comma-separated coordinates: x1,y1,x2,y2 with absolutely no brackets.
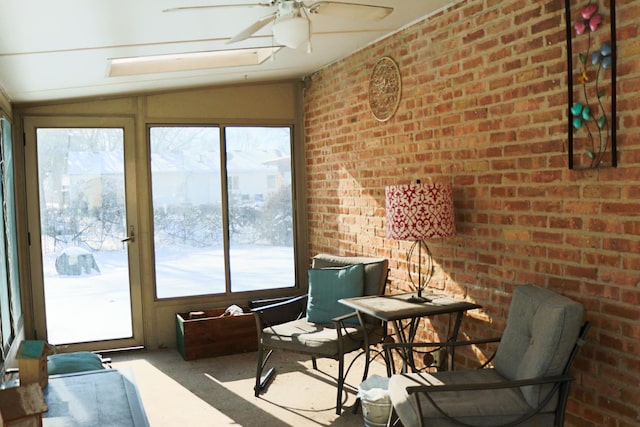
250,254,389,414
384,285,589,427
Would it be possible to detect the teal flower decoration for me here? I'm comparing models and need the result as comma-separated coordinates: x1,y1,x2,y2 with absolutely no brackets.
571,103,591,129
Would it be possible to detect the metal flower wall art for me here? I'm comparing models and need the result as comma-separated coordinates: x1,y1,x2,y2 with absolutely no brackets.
565,0,617,169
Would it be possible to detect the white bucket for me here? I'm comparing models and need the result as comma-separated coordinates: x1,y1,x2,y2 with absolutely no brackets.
358,375,392,427
361,397,392,427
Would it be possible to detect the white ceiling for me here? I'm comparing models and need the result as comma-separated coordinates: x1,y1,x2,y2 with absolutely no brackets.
0,1,454,104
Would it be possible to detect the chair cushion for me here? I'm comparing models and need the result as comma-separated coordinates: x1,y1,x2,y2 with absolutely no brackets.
307,263,364,324
493,285,584,408
388,369,555,427
312,254,388,297
261,318,365,357
48,351,105,375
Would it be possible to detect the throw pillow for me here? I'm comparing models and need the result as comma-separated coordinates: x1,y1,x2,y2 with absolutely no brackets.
307,263,364,324
48,351,105,375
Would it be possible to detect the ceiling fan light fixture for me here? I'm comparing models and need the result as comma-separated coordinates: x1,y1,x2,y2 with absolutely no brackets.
272,15,309,49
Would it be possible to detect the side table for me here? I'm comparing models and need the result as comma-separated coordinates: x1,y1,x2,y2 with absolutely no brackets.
340,292,481,373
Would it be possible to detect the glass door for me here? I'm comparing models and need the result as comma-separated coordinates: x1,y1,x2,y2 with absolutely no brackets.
24,117,143,350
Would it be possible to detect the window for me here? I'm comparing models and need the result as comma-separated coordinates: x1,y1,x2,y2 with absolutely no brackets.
229,176,240,191
267,175,277,189
0,114,22,363
149,126,295,299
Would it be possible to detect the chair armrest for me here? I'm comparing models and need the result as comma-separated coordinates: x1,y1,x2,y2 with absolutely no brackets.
405,374,573,395
401,374,574,427
332,311,358,323
332,311,372,346
331,311,363,333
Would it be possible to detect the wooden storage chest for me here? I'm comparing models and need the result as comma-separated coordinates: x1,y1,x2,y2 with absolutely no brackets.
176,308,258,361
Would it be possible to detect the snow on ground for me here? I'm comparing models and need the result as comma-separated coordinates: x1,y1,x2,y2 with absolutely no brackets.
43,246,294,345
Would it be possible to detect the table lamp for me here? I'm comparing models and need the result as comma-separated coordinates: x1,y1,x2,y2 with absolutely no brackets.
385,181,456,302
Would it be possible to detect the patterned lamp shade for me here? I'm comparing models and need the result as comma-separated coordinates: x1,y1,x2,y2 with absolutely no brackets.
385,182,456,240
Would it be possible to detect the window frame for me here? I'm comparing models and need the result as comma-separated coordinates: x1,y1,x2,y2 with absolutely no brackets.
147,123,303,301
0,113,22,365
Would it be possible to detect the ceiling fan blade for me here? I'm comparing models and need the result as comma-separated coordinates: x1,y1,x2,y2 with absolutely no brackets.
163,3,272,13
306,1,393,20
227,12,277,44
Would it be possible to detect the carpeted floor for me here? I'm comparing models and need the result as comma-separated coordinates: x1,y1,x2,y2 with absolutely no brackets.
110,348,389,426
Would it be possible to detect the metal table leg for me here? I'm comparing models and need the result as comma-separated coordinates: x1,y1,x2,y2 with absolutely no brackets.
448,311,465,371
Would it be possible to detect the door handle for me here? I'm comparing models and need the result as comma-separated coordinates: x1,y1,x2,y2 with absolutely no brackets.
121,226,135,243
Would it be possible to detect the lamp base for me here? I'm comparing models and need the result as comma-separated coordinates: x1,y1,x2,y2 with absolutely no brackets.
406,240,435,304
407,293,432,304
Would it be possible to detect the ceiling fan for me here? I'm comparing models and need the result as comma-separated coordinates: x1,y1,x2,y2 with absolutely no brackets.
164,1,394,51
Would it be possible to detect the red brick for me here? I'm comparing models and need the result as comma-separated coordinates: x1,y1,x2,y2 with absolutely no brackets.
303,1,640,425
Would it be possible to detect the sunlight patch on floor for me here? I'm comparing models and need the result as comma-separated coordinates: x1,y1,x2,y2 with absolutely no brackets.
111,349,388,426
113,359,238,426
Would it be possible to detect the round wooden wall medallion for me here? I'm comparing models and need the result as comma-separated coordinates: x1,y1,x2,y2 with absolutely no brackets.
368,56,401,122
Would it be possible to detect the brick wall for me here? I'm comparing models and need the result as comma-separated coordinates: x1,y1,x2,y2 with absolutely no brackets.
304,0,639,426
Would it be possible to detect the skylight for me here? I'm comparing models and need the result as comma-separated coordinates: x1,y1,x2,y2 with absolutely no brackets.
109,47,280,77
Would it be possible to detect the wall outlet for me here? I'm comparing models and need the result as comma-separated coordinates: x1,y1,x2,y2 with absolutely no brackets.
432,348,449,370
422,348,449,371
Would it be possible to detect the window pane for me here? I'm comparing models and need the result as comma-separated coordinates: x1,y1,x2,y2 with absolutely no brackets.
225,127,295,292
0,116,18,354
2,117,22,333
0,149,9,351
150,127,225,298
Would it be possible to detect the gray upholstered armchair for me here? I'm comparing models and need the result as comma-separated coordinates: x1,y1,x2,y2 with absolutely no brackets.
384,285,589,427
251,254,389,414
